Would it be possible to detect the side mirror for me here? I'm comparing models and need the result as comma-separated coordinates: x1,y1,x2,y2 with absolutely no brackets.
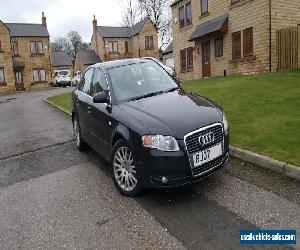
93,91,109,104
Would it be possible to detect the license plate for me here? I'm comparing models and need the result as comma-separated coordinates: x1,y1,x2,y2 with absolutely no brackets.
192,143,223,168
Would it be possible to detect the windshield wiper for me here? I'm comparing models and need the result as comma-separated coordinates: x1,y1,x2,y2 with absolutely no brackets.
129,91,164,102
163,87,180,93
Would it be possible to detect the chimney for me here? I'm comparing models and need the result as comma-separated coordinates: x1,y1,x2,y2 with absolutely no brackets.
42,12,47,26
93,15,97,34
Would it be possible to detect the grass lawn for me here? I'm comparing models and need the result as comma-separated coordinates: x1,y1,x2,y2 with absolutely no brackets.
47,71,300,166
182,71,300,166
47,92,72,114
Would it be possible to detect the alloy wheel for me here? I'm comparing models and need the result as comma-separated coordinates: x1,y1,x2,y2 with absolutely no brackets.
113,146,137,192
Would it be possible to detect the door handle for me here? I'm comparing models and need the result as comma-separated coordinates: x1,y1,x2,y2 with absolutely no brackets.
87,106,92,115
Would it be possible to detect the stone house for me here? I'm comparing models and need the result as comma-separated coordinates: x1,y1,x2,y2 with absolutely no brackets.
74,50,102,74
162,42,174,68
91,16,159,62
51,51,73,76
0,13,51,92
171,0,300,80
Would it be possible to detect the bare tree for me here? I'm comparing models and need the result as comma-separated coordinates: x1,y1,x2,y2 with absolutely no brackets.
120,0,139,27
51,37,69,52
67,31,83,64
137,0,173,50
52,32,91,65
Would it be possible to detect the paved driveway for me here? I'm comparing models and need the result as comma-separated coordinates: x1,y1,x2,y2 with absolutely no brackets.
0,88,299,249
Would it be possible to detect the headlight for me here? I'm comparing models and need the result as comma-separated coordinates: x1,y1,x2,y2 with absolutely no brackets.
223,113,229,133
142,135,180,152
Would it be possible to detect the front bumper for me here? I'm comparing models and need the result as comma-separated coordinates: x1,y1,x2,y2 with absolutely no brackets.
135,134,230,189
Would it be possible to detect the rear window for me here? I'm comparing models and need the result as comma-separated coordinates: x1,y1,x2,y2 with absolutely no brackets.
59,71,69,76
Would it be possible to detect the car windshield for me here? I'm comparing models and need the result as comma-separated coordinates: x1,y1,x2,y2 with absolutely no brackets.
109,62,178,102
59,71,69,76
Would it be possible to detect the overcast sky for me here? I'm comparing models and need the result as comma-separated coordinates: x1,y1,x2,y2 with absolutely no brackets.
0,0,127,42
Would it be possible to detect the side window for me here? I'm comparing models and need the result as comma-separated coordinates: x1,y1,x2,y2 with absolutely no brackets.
91,68,108,96
81,68,94,95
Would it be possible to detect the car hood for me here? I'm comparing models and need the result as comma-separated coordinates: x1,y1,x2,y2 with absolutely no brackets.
118,89,223,139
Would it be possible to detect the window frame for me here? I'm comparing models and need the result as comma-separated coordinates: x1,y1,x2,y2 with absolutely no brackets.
32,68,47,83
243,27,253,58
90,67,109,97
0,40,2,52
232,31,241,60
200,0,209,15
30,41,44,55
185,2,192,26
12,41,19,56
125,41,129,53
0,67,5,85
80,67,94,96
108,41,118,53
187,47,194,68
145,36,154,50
179,6,185,29
179,2,192,29
180,47,194,71
215,37,223,58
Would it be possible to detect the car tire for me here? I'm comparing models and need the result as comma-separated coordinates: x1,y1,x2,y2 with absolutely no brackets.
72,115,86,151
111,140,141,197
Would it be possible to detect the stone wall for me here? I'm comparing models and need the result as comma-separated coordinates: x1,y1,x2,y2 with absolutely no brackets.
11,37,52,89
0,22,15,93
172,0,272,80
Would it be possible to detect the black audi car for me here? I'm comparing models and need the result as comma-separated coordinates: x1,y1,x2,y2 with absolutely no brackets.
72,58,229,196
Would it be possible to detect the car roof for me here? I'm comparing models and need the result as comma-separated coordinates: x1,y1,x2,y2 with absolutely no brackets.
92,58,153,70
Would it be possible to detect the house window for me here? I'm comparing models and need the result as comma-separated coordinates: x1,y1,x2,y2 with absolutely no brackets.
0,67,5,84
185,3,192,26
180,47,194,71
232,31,241,60
180,49,187,70
187,47,193,68
30,41,43,55
243,27,253,57
215,37,223,57
179,6,185,28
125,41,129,53
33,68,46,82
145,36,154,50
179,2,192,28
108,41,118,52
201,0,208,15
0,41,2,52
12,41,19,56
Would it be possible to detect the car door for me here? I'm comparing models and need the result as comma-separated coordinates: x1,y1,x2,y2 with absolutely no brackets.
89,67,113,159
75,67,94,144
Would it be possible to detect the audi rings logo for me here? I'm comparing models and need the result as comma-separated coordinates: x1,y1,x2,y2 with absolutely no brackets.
199,132,214,146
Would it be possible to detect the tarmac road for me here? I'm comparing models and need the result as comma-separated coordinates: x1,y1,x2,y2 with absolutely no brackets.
0,88,299,249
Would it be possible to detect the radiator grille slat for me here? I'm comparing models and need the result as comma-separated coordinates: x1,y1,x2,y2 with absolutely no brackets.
184,124,224,177
185,124,223,154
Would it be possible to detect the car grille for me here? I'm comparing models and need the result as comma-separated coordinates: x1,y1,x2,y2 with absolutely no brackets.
192,156,223,177
185,124,223,154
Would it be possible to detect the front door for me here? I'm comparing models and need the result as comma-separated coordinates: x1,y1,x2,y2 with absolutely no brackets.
15,70,24,91
202,41,211,78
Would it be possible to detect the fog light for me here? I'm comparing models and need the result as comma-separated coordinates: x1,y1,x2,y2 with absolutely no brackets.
161,176,168,184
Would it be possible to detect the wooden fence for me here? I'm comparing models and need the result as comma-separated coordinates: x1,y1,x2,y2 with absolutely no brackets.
276,27,300,70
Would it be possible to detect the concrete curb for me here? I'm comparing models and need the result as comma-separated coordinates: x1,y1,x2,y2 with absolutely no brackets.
43,97,300,181
43,98,72,116
230,146,300,181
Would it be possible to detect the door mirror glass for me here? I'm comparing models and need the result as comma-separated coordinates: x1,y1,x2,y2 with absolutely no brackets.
93,91,109,104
